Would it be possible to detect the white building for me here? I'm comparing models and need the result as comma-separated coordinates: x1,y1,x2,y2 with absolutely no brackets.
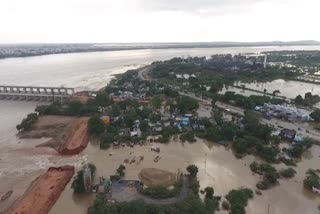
264,103,312,121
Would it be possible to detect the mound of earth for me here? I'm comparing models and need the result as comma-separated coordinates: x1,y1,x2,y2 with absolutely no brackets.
6,166,74,214
18,115,89,155
139,168,176,187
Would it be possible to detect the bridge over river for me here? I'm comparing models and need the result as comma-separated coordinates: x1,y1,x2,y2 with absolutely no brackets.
0,85,75,102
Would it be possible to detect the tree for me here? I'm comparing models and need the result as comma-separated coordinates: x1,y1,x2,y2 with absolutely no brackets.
270,135,281,145
180,131,196,143
204,187,214,199
140,120,149,132
88,116,105,136
151,96,163,109
263,89,267,94
117,164,126,177
178,96,199,114
280,168,296,178
186,164,199,178
71,170,85,193
66,100,83,116
206,126,223,142
272,90,280,96
211,94,218,107
213,110,223,126
226,188,253,214
295,95,304,105
288,144,304,158
16,113,39,131
94,92,112,107
100,132,115,149
209,81,223,94
221,124,238,141
310,110,320,122
304,169,320,190
305,92,313,101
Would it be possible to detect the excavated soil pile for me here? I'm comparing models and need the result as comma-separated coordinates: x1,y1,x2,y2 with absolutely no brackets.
18,116,89,155
6,166,75,214
139,168,176,187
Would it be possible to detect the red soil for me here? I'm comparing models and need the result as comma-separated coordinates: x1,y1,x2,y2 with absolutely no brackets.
58,117,90,155
19,116,90,156
5,166,75,214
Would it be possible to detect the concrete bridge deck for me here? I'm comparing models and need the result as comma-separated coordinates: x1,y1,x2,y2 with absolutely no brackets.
0,85,75,102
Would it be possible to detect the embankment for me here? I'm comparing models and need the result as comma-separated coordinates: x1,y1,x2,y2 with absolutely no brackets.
5,166,75,214
18,116,90,155
59,117,90,155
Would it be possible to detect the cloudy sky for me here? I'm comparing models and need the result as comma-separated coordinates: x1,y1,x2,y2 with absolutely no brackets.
0,0,319,43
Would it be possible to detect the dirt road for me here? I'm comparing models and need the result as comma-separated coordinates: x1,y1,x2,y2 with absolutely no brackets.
6,166,75,214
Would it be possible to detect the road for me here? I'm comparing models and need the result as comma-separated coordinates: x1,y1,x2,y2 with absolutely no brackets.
179,91,320,143
137,65,153,81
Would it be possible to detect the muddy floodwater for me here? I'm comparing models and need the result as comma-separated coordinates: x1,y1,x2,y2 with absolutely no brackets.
0,101,86,212
1,46,320,213
51,137,320,214
236,79,320,99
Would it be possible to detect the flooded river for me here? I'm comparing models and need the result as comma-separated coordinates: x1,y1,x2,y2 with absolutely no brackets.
1,46,320,213
1,46,320,91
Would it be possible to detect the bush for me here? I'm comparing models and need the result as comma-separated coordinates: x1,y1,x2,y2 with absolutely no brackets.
204,187,214,199
280,168,296,178
279,157,296,166
116,164,126,177
304,169,320,190
71,170,85,193
187,164,199,178
88,115,105,136
100,132,116,149
180,131,196,143
250,161,260,174
16,113,39,131
288,144,304,158
222,201,230,210
226,188,253,214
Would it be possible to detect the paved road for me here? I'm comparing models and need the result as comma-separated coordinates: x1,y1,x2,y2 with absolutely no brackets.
179,91,320,143
137,65,152,81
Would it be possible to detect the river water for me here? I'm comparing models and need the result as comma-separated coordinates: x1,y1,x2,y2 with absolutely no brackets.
1,46,320,213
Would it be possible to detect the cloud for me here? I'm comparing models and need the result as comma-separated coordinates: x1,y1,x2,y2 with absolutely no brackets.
137,0,265,14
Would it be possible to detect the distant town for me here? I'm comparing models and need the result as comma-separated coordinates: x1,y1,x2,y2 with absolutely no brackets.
1,41,320,59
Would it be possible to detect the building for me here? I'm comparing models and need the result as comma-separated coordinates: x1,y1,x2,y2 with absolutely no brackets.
83,165,92,193
263,104,312,122
279,129,297,141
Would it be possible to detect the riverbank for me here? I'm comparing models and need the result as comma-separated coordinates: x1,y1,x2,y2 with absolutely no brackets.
6,166,74,214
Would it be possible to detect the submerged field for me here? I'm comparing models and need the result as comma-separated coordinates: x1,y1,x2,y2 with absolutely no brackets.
51,138,320,214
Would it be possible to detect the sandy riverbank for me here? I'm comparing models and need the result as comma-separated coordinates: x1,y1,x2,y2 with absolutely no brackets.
5,166,75,214
18,116,90,155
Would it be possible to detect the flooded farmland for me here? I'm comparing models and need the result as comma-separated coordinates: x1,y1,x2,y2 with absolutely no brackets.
51,138,320,214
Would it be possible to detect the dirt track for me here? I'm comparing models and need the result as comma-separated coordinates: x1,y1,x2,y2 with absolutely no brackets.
5,166,75,214
18,116,90,155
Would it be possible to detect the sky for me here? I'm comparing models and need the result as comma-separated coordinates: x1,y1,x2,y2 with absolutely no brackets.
0,0,319,43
